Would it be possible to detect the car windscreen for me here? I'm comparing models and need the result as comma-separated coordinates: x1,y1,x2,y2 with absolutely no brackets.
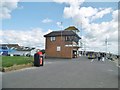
0,46,8,50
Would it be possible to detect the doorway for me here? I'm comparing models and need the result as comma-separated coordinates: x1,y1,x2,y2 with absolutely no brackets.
73,50,77,58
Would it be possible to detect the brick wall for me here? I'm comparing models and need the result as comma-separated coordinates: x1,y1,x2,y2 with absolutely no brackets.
45,36,74,59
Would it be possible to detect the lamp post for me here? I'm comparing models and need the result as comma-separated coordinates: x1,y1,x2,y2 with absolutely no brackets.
81,22,83,55
60,22,63,57
105,37,111,59
105,38,108,54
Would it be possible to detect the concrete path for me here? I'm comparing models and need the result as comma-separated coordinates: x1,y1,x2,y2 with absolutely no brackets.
2,56,118,88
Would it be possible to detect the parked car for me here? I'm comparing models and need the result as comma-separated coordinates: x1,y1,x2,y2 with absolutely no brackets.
0,46,9,56
86,52,96,59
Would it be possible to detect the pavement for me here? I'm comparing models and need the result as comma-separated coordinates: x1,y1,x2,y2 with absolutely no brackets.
2,56,119,88
0,72,2,90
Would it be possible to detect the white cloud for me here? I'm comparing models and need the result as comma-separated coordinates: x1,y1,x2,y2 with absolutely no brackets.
54,1,118,54
42,18,53,23
79,7,98,18
91,8,113,21
0,0,20,19
53,0,84,6
0,28,53,49
112,10,118,22
64,6,78,18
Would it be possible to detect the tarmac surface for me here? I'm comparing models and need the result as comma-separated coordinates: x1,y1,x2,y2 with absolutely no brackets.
0,72,2,90
2,56,119,88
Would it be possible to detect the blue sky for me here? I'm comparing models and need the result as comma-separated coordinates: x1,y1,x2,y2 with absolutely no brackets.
3,2,69,30
1,0,119,54
2,2,118,30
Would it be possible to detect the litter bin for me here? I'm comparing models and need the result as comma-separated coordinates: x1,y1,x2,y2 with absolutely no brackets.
34,52,44,66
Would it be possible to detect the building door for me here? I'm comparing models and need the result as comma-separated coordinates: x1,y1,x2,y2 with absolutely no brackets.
73,50,77,58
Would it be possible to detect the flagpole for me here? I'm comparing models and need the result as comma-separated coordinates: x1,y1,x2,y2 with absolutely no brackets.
61,22,63,42
81,22,83,55
105,37,108,59
60,22,63,57
105,37,107,54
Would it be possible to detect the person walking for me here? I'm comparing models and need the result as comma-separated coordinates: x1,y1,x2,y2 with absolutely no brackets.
97,52,100,61
102,53,105,62
100,53,102,61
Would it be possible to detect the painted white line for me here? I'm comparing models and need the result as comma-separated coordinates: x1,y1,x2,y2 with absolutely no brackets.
0,72,2,75
90,59,94,62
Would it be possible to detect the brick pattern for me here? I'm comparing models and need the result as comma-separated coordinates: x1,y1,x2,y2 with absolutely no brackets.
45,36,79,59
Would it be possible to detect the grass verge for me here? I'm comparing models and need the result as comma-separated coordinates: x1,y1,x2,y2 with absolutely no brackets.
0,56,34,68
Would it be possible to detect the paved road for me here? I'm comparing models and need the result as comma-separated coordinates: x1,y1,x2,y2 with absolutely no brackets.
0,72,2,90
2,56,118,88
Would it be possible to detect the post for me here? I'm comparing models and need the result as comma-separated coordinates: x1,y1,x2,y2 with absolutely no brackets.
105,38,108,59
81,22,83,56
105,38,107,53
60,22,63,57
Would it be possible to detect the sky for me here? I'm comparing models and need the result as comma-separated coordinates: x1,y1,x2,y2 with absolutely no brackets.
1,0,119,55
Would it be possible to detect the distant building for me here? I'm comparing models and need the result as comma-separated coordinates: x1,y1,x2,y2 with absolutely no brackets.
44,26,81,59
0,44,35,56
0,44,20,49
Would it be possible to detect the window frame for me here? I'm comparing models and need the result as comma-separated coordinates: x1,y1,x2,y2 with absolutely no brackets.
50,36,56,41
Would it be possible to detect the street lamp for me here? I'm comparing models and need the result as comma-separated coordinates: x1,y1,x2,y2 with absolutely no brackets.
105,38,108,53
105,37,111,59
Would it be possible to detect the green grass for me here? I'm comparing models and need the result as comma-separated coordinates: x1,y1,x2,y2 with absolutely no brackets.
0,56,34,68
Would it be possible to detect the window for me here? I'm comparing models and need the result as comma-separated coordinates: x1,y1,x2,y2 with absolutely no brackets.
57,46,61,51
65,36,72,41
65,36,69,41
50,37,56,41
